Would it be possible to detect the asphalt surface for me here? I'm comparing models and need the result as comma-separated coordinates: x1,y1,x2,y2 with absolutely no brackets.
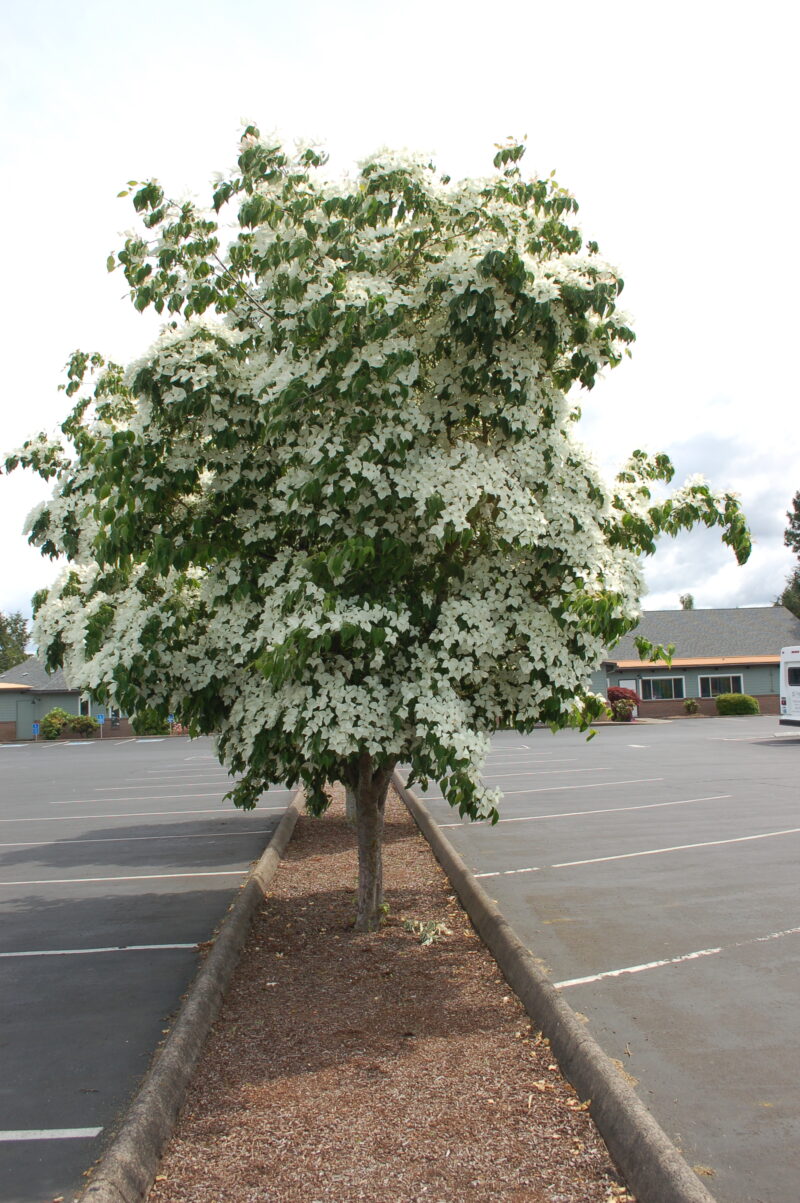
408,717,800,1203
0,736,292,1203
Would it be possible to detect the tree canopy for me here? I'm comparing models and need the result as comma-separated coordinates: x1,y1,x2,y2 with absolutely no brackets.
785,491,800,558
4,129,751,928
0,611,30,674
778,492,800,619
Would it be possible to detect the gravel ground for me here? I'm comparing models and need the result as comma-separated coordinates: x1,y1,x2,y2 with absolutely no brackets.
147,786,635,1202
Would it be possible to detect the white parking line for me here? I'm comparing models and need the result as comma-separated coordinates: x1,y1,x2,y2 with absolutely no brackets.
0,943,197,958
0,870,246,886
481,767,610,782
482,756,576,766
51,789,292,804
0,804,287,825
439,794,731,828
475,823,800,877
0,1128,102,1141
55,792,232,804
555,924,800,989
0,828,276,848
423,777,662,802
136,775,234,784
554,826,800,869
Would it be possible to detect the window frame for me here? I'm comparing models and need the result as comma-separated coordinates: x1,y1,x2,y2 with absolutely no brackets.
639,676,685,701
698,674,744,699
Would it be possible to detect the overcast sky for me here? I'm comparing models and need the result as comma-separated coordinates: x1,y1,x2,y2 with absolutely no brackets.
1,0,797,623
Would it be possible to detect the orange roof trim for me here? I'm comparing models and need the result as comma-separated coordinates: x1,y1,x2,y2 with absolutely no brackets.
610,655,778,669
0,682,31,690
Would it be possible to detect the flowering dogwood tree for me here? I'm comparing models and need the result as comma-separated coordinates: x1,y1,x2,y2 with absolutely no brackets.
5,129,750,929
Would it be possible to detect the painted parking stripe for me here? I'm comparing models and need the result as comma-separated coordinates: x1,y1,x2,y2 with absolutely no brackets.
423,777,662,802
482,756,577,766
0,827,276,849
474,823,800,878
0,1128,102,1141
555,923,800,989
0,804,287,824
480,767,611,782
97,781,235,790
553,826,800,868
0,943,197,958
55,791,233,804
0,870,246,886
439,794,731,828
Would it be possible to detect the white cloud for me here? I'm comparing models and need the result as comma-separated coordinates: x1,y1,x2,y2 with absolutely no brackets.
2,0,798,617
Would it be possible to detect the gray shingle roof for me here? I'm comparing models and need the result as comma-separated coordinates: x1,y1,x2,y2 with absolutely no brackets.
608,606,800,662
0,656,77,693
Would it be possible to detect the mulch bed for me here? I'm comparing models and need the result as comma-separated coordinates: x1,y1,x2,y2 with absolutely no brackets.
147,786,634,1202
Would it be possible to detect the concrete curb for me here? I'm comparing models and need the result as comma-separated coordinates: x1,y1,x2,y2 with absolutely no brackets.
79,789,305,1203
393,773,717,1203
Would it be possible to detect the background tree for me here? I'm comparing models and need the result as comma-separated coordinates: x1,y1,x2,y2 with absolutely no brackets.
0,611,30,673
778,492,800,618
679,593,695,610
779,568,800,620
4,130,750,930
785,490,800,557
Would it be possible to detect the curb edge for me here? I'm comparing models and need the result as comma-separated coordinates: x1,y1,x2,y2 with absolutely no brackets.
393,773,717,1203
78,789,305,1203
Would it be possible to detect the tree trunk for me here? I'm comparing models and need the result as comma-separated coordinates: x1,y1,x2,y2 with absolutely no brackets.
345,785,357,826
353,753,396,933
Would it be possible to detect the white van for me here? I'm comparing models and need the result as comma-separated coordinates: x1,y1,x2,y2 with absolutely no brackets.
780,646,800,727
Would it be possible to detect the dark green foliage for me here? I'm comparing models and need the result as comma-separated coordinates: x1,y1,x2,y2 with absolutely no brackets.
131,707,171,735
785,492,800,557
779,566,800,620
715,693,760,715
41,707,73,739
70,714,99,736
0,611,29,673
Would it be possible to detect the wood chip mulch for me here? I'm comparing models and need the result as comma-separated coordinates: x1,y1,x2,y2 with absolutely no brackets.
147,786,635,1202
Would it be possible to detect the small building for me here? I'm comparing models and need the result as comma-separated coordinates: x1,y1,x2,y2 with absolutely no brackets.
599,606,800,717
0,656,131,741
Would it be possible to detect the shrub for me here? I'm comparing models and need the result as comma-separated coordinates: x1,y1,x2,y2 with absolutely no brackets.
715,693,760,716
683,698,700,715
131,707,171,735
70,714,99,737
607,686,641,706
40,707,72,739
611,698,636,722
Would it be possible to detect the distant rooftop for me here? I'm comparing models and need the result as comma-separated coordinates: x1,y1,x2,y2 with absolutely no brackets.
0,656,75,693
607,606,800,664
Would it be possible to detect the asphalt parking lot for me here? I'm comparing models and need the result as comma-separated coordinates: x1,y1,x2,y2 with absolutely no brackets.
0,735,293,1203
408,716,800,1203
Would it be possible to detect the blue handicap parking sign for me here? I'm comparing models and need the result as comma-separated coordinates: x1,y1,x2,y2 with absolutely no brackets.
97,713,105,724
32,722,40,736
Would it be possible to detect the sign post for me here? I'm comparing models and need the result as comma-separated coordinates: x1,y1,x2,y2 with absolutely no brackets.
97,713,105,740
32,722,40,742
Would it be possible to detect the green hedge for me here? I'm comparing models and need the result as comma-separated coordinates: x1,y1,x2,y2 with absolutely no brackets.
715,692,760,715
131,707,171,735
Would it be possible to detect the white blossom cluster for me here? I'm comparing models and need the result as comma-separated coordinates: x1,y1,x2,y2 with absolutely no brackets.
7,132,749,819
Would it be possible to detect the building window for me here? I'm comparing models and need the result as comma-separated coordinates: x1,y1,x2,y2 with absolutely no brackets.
79,697,91,716
699,674,744,698
640,677,685,701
